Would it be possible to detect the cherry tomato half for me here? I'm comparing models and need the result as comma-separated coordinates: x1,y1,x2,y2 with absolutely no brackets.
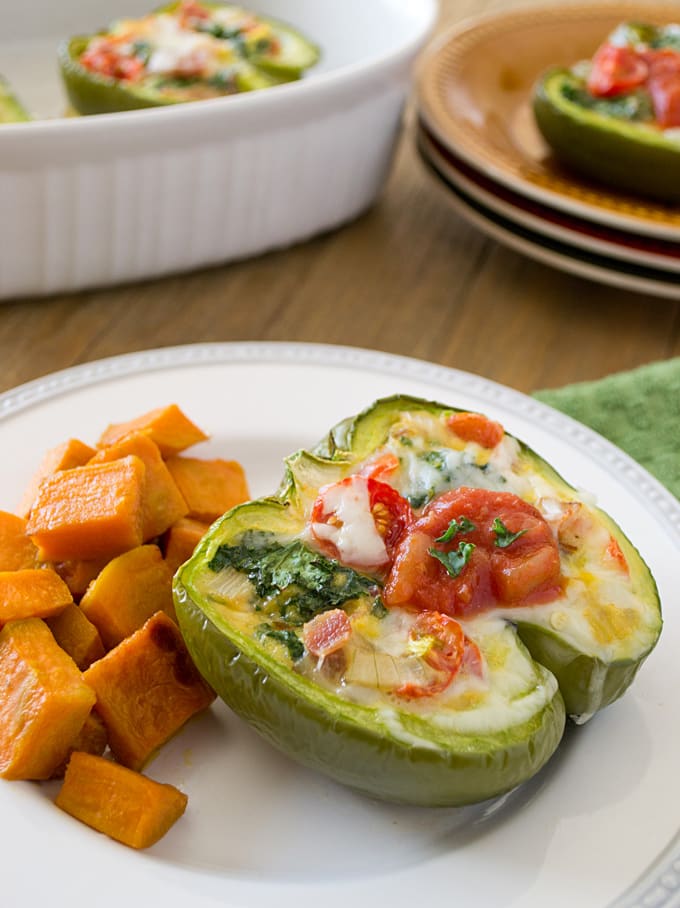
447,412,504,449
587,43,649,97
396,611,483,699
309,476,413,572
384,487,561,618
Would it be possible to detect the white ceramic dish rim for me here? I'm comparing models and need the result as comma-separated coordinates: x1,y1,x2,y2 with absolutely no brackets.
418,143,680,300
0,342,679,908
0,0,437,144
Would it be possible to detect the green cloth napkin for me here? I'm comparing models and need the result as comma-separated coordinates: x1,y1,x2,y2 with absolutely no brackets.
533,357,680,501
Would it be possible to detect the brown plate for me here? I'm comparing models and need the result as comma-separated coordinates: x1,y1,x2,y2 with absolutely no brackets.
416,1,680,240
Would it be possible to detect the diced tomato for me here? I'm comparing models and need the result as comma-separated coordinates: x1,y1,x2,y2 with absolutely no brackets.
178,0,211,25
447,412,504,449
396,611,483,699
648,70,680,128
605,536,629,574
384,487,561,617
359,452,400,483
80,41,145,82
303,609,352,658
587,43,649,97
309,476,413,572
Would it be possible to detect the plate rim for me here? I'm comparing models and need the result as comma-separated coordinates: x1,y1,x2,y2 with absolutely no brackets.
415,0,680,241
1,340,679,908
417,120,680,274
418,138,680,301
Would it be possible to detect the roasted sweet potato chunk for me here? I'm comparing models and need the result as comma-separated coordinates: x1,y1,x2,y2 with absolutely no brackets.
0,511,39,570
26,455,146,561
0,618,96,779
165,456,249,523
46,602,105,670
163,517,210,574
18,438,96,518
84,611,215,770
56,752,188,848
90,432,188,540
98,404,208,458
51,711,109,779
0,568,72,627
80,545,175,649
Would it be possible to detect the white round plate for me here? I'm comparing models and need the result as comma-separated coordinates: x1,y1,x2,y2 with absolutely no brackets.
1,342,679,908
418,138,680,300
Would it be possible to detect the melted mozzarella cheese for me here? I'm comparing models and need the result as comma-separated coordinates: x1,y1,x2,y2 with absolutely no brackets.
311,481,387,567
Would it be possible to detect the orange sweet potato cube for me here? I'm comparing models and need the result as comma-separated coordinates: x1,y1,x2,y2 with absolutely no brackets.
165,456,249,523
17,438,96,518
50,711,109,779
53,558,110,599
0,618,96,779
98,404,208,458
56,752,188,849
25,455,146,562
0,568,72,627
90,432,188,540
84,611,215,770
0,510,39,570
46,602,106,670
80,545,175,649
163,517,210,574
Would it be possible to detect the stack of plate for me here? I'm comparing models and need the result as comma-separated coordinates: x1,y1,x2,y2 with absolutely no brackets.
415,1,680,299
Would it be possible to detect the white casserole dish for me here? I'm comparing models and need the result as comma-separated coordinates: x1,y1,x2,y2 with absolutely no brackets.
0,0,437,299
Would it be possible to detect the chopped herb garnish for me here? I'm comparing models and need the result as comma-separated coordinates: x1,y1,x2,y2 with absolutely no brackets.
429,541,476,578
421,450,448,471
131,40,152,64
492,518,527,548
256,624,304,661
399,435,414,447
408,488,436,509
208,534,374,625
435,516,476,543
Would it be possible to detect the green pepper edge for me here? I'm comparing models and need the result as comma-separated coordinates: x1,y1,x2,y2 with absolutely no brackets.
533,68,680,202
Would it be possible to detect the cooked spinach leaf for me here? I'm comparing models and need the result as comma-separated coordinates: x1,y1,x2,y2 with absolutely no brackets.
256,623,304,661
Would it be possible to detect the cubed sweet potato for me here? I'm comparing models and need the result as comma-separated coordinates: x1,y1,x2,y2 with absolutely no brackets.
163,517,210,574
0,510,39,570
0,568,72,627
25,455,146,562
84,611,215,770
0,618,96,779
50,711,109,779
90,432,188,540
17,438,96,518
80,545,175,649
53,558,110,599
165,456,249,523
98,404,208,458
56,752,187,848
46,602,105,670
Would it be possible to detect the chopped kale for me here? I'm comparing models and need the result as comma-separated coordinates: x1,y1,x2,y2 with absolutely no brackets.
208,533,375,625
131,40,152,64
421,450,448,471
256,623,304,661
562,83,653,122
371,597,388,619
408,489,435,509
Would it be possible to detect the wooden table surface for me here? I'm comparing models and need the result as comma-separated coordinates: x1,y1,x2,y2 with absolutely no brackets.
1,0,679,398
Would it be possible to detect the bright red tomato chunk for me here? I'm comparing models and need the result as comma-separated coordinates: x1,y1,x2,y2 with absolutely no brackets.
384,487,561,617
396,611,483,699
447,412,504,449
587,43,649,97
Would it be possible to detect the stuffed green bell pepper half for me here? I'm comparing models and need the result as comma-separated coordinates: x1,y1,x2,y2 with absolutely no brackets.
173,396,661,806
59,1,320,115
533,22,680,201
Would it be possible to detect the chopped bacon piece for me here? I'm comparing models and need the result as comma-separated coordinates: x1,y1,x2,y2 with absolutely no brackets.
303,609,352,658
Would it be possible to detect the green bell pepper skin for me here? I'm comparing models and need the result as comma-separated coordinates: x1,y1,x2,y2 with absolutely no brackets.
175,571,566,806
533,67,680,202
0,76,31,123
173,395,661,805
